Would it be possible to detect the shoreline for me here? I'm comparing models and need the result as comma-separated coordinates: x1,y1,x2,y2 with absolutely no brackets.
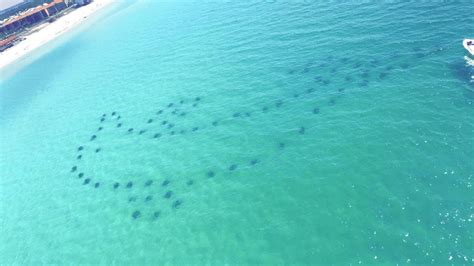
0,0,116,73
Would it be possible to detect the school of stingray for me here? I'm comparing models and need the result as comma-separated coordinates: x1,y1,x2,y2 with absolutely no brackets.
69,50,445,222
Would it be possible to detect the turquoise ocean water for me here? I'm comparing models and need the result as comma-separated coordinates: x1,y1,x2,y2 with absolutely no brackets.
1,1,473,264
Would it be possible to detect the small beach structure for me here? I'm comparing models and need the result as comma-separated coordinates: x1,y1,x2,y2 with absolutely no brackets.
75,0,92,6
0,34,17,52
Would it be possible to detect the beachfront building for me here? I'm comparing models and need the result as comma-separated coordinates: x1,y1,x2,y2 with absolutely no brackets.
0,0,69,38
0,34,17,52
0,1,32,21
45,0,67,16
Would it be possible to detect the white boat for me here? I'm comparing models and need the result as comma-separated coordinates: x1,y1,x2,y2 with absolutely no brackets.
463,38,474,56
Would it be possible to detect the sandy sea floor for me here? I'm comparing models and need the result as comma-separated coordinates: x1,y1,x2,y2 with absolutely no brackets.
0,1,473,264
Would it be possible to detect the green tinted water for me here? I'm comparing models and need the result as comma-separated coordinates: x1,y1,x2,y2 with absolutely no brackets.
0,1,473,264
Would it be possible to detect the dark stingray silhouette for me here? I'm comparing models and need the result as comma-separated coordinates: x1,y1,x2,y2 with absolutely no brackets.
132,210,141,219
207,171,215,178
70,83,359,220
164,191,173,199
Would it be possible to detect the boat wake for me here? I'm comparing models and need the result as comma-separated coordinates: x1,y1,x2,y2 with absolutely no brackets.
465,56,474,67
463,56,474,86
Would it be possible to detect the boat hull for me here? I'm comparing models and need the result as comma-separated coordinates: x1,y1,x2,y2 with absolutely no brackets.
463,39,474,56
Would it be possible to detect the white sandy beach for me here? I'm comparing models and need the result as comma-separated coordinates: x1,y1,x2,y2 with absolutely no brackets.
0,0,115,71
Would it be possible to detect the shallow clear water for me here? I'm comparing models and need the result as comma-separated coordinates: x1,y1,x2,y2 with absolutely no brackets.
1,1,473,264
